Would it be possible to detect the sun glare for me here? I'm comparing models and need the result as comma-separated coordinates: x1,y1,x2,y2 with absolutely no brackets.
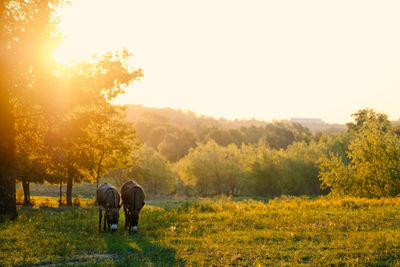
53,0,129,65
50,0,400,123
53,40,76,65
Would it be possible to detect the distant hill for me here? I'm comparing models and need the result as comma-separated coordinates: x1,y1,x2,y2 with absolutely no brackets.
124,104,346,134
290,118,346,134
125,104,269,129
122,105,348,162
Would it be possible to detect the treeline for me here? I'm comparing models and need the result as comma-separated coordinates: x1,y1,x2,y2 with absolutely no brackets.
110,108,400,198
126,105,314,162
109,132,345,197
114,105,335,196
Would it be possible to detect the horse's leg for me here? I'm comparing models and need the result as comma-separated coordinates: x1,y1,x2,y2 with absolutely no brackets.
99,210,102,232
129,212,135,233
124,208,129,230
131,212,138,232
103,212,107,232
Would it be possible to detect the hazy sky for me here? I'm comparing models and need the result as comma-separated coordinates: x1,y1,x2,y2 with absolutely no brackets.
55,0,400,123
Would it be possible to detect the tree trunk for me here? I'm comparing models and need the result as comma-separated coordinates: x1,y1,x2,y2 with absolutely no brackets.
184,185,189,197
59,182,62,204
0,76,17,218
96,154,103,190
22,180,30,205
66,169,73,206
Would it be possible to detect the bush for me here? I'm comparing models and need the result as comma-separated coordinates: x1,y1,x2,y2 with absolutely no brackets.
73,195,82,206
16,187,24,204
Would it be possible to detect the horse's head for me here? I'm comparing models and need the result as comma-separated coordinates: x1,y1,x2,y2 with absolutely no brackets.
105,205,120,231
128,201,145,232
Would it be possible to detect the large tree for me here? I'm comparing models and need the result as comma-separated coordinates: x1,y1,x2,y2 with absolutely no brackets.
0,0,63,217
57,52,141,205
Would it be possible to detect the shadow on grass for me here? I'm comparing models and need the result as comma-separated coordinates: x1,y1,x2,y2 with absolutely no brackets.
101,231,185,266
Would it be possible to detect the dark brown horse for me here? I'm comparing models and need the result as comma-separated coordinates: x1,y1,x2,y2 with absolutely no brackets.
121,180,145,232
96,183,121,232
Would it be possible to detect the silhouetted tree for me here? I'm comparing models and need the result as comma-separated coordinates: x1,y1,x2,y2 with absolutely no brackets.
0,0,64,217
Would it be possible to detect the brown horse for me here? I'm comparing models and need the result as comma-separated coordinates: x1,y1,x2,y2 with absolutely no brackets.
96,183,121,232
120,180,145,232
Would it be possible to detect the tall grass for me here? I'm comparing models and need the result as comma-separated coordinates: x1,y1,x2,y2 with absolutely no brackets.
1,196,400,265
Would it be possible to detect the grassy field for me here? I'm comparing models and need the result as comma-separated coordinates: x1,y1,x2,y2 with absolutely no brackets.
1,196,400,266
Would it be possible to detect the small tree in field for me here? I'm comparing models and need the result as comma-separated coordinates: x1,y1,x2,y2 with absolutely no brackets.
84,105,140,189
43,50,143,205
51,102,140,205
319,109,400,197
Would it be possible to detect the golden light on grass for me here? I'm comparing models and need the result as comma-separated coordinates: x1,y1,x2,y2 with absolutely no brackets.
2,196,400,265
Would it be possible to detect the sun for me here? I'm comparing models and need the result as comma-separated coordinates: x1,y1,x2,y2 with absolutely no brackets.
53,39,78,65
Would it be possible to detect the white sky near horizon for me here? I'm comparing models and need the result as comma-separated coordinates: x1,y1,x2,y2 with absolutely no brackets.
54,0,400,124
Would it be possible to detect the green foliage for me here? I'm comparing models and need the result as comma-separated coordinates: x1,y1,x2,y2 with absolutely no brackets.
240,137,345,197
200,127,244,146
128,107,321,198
83,104,139,184
130,145,175,195
320,109,400,197
2,196,400,265
176,140,247,196
157,127,197,162
281,141,323,195
243,143,282,196
264,121,312,150
174,137,342,197
73,194,82,206
319,153,351,196
129,105,314,161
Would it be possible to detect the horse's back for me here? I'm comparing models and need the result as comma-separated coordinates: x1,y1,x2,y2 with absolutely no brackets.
121,180,145,210
97,183,120,209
